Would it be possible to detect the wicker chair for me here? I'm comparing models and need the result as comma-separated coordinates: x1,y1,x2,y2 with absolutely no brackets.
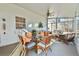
37,32,53,55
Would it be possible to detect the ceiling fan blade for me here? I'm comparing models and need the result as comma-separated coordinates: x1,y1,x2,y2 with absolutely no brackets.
47,9,50,16
47,8,54,17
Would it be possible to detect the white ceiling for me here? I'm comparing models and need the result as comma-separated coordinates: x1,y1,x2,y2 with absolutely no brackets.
14,3,79,17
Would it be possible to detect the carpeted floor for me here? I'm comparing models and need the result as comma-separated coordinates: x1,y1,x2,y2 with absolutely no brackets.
0,42,19,56
25,41,78,56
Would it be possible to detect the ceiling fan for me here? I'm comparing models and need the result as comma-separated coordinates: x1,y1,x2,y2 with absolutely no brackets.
47,8,55,17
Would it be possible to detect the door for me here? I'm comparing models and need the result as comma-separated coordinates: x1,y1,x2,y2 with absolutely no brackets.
0,18,7,46
0,18,3,45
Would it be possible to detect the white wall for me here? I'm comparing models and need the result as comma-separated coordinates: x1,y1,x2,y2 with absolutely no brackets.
0,4,47,47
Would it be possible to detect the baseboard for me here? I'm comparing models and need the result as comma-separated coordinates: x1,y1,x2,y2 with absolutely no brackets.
0,40,19,47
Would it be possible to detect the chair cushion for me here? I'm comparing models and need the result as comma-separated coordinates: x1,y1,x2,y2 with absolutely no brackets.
46,41,53,47
26,42,36,49
38,41,54,48
37,42,45,48
51,39,56,42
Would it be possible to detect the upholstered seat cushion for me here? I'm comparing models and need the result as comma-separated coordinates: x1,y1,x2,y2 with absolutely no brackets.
51,39,56,42
38,41,53,48
46,41,53,47
26,42,36,49
37,42,45,48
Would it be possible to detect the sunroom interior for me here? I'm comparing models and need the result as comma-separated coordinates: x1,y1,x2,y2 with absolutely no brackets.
0,3,79,56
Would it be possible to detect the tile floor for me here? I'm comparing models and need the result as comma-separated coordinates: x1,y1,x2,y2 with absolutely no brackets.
0,41,78,56
26,41,78,56
0,42,18,56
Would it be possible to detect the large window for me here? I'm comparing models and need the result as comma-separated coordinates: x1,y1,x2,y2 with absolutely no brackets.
48,18,56,32
75,16,79,37
48,17,74,32
16,16,26,29
59,18,74,32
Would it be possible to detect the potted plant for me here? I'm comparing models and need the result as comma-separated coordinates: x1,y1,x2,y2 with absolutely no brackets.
38,22,43,31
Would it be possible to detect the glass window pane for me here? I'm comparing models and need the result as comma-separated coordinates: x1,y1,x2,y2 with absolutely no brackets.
48,17,73,32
